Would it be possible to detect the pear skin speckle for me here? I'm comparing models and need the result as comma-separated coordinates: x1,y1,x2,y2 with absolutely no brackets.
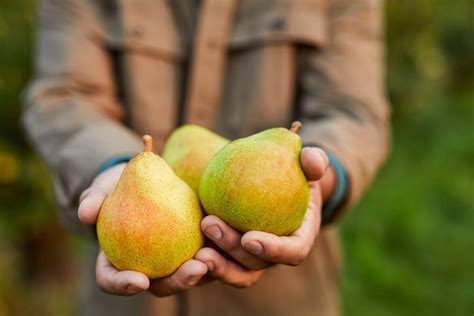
199,127,310,236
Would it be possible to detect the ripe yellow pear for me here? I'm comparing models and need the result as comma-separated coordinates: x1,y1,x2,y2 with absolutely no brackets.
199,122,309,236
162,125,229,193
97,135,204,278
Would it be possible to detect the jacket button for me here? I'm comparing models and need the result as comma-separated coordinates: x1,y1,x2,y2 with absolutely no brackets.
129,27,143,38
271,17,286,31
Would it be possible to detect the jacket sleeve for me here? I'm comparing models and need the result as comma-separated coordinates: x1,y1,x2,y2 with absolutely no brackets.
22,0,143,234
298,0,391,222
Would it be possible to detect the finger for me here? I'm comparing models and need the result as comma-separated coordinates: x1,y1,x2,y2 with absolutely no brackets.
308,180,324,210
148,259,207,297
301,147,329,181
78,189,107,224
195,247,263,288
241,201,320,266
96,250,149,296
201,216,270,270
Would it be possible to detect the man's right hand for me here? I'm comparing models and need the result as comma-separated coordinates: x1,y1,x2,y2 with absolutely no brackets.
78,163,208,297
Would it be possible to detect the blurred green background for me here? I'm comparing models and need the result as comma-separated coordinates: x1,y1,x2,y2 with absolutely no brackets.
0,1,472,315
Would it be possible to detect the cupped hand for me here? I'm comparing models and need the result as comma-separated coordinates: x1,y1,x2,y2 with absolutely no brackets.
78,163,208,297
95,250,208,297
195,147,329,288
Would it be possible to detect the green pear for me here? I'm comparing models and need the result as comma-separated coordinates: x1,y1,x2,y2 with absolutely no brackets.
199,122,309,236
162,125,229,193
97,135,204,279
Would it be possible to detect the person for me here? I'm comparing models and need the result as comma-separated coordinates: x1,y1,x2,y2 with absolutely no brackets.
22,0,390,315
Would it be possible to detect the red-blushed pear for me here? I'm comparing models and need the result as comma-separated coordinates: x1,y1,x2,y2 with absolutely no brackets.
97,135,204,279
162,125,229,193
199,122,310,236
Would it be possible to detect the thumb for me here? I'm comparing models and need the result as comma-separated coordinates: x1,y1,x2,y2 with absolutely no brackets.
78,187,107,225
78,163,126,225
300,147,329,181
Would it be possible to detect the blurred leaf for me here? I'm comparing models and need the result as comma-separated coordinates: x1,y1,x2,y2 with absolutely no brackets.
0,151,19,184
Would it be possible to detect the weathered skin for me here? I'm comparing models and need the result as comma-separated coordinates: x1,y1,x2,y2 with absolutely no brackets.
162,125,229,193
97,141,204,279
199,127,309,236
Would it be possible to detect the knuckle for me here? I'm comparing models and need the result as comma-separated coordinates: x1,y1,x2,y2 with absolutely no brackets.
289,257,304,266
232,272,262,288
220,234,240,252
213,265,224,276
233,278,254,288
221,239,238,252
289,248,309,266
215,259,229,276
205,253,223,275
170,276,189,291
262,243,279,260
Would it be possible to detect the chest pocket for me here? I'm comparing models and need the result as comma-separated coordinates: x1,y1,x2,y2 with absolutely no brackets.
229,0,328,49
217,0,328,137
98,0,184,152
100,1,184,61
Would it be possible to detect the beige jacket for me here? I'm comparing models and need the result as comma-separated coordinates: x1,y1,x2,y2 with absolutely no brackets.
23,0,390,315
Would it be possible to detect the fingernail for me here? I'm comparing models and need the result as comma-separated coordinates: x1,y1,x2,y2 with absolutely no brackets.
314,148,329,167
205,261,214,272
188,274,202,285
126,284,142,294
245,241,263,254
204,225,222,240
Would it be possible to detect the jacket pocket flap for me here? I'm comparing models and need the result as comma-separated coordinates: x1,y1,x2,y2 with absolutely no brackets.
229,0,328,49
103,2,184,60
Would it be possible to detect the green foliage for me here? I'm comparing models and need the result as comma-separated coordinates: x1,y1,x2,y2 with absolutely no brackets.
341,1,474,315
341,94,474,315
0,1,80,315
0,0,472,315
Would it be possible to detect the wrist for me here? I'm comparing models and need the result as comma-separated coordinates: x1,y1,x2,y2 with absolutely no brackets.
96,155,133,175
302,145,348,225
320,151,348,224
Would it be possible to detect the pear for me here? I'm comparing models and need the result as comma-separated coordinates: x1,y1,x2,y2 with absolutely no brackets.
162,125,229,193
97,135,204,279
199,122,309,236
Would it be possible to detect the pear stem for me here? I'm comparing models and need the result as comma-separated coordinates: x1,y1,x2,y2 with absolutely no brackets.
143,135,153,152
290,121,302,134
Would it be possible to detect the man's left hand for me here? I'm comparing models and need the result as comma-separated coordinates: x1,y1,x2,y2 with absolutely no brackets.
195,147,329,287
